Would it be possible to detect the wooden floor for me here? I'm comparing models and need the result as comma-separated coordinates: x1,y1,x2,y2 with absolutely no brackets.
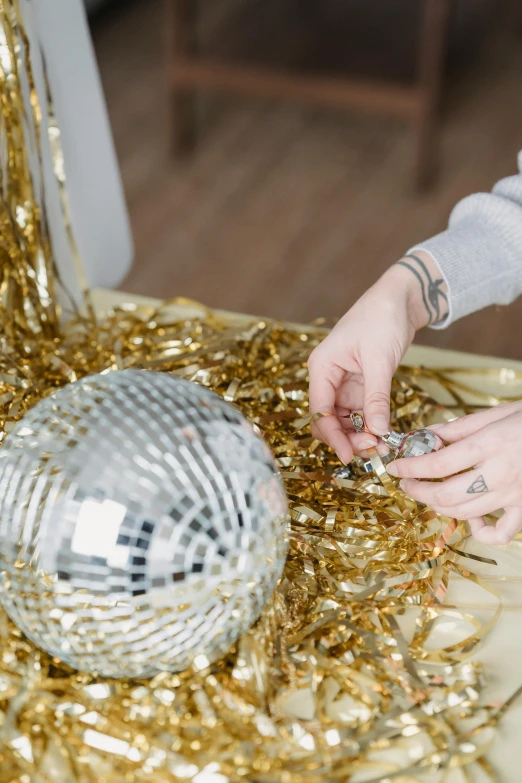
92,0,522,359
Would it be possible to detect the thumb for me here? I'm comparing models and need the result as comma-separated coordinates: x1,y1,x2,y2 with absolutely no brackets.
362,358,394,436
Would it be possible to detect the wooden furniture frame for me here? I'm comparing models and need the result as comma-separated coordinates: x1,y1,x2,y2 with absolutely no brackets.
165,0,452,188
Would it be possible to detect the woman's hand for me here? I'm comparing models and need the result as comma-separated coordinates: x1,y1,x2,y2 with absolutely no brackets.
307,252,448,464
387,401,522,545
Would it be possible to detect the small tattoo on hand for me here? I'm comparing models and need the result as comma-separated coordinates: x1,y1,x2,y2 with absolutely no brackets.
466,475,488,494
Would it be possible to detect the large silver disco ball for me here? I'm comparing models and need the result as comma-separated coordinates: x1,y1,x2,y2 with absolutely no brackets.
0,370,289,678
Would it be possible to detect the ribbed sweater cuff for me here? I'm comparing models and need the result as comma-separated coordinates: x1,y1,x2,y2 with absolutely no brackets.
409,220,519,330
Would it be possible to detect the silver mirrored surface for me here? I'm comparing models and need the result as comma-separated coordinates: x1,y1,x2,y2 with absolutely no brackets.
0,370,289,678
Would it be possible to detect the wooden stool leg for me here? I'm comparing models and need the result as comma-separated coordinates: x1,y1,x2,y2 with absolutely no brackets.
414,0,451,189
165,0,198,156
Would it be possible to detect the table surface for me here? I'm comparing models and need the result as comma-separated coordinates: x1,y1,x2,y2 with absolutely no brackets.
92,289,522,782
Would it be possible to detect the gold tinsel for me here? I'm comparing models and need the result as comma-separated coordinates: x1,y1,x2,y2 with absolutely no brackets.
0,2,521,781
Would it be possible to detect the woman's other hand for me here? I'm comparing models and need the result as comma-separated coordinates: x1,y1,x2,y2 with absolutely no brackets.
387,402,522,545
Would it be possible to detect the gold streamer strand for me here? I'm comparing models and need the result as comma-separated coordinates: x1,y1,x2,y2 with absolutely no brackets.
0,0,58,336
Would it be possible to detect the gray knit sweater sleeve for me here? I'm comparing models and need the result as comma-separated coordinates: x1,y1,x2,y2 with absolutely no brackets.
409,150,522,329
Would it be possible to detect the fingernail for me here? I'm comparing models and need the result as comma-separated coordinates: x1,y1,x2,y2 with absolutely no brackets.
386,463,399,476
359,437,377,450
399,479,408,491
370,415,388,436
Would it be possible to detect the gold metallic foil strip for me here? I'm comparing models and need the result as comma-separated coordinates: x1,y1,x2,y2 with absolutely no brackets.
0,0,60,337
0,3,522,781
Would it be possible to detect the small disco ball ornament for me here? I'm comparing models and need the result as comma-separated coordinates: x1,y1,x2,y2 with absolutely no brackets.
0,370,289,678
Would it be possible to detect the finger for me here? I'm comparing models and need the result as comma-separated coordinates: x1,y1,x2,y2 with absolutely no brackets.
429,493,503,521
311,413,353,464
335,374,365,414
309,364,353,459
398,469,491,509
387,435,486,479
427,404,518,443
468,517,487,539
470,507,522,546
346,431,379,454
362,356,394,436
375,440,391,457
